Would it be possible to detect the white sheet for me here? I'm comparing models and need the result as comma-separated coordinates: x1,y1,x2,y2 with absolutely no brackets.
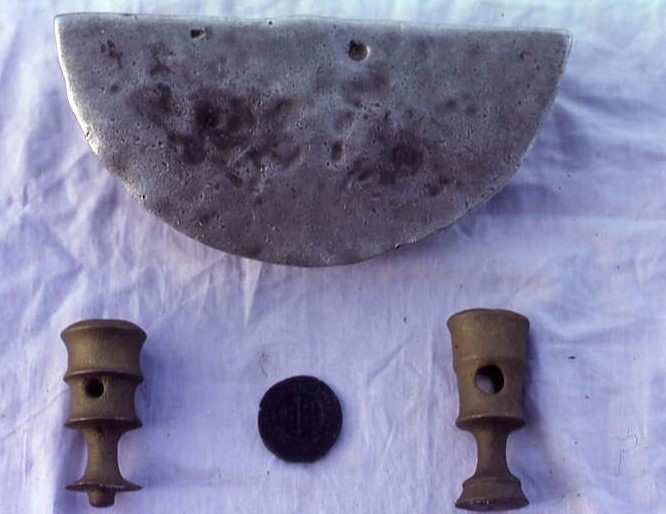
1,1,665,513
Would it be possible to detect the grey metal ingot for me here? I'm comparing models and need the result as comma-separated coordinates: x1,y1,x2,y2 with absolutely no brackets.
55,14,570,266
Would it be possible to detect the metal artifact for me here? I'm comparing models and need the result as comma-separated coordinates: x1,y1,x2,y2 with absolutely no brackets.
61,319,146,508
447,309,530,511
55,14,570,266
258,375,343,462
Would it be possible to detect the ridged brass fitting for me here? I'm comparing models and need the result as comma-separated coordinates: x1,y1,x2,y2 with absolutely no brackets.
448,308,530,511
61,319,146,508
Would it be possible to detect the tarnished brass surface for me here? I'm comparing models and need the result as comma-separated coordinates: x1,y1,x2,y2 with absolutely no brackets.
448,309,529,511
61,319,146,508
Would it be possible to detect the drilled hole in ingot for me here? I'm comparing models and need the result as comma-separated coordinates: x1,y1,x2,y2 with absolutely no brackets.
474,365,504,395
348,40,369,61
190,28,207,40
85,378,105,399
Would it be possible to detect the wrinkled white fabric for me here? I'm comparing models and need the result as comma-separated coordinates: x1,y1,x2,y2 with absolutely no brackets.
1,1,665,513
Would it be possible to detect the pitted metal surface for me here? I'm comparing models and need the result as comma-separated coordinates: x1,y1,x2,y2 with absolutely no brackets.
55,14,570,266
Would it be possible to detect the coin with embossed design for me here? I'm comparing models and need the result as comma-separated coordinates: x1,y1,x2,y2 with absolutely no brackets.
258,375,342,463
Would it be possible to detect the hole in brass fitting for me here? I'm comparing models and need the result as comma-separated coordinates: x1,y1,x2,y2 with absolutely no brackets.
85,378,104,398
475,365,504,395
348,40,369,61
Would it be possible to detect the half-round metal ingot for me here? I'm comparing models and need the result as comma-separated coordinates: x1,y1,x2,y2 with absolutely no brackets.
55,14,571,266
448,309,529,511
61,319,146,508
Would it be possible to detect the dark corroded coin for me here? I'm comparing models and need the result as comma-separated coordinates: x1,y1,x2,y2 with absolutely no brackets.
258,376,342,463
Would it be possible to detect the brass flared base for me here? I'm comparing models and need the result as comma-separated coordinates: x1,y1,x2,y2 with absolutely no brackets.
66,480,141,508
456,475,528,511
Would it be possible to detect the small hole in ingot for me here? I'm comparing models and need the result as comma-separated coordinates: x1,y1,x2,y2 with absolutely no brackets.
475,365,504,395
190,28,207,40
85,378,104,398
348,40,369,61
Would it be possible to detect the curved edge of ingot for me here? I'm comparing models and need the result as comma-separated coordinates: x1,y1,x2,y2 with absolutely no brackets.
61,319,146,508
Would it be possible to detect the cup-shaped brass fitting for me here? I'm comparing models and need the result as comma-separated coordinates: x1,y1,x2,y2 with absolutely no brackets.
61,319,146,508
448,308,529,511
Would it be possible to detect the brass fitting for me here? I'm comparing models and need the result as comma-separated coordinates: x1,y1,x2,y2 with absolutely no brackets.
448,308,530,511
61,319,146,507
